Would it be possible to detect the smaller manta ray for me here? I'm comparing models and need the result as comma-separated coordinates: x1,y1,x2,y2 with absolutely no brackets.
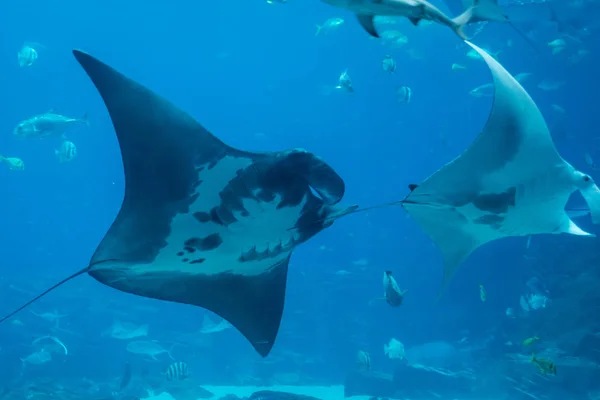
402,41,600,294
0,50,355,357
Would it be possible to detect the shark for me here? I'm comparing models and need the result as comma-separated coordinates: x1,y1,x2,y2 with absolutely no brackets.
0,50,356,357
399,41,600,293
320,0,509,39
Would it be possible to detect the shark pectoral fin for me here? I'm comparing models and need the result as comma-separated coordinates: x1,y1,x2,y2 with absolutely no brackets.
356,14,379,37
409,17,421,26
580,183,600,224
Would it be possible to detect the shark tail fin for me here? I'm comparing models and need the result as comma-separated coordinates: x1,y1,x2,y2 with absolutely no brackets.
451,0,508,39
81,112,90,127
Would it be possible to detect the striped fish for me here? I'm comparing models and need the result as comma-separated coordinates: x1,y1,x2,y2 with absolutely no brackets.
55,140,77,163
165,361,190,381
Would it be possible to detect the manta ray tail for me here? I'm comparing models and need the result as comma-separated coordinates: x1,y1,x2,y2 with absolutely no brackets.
0,267,89,323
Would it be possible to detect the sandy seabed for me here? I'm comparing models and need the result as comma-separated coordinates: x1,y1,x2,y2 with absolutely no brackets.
142,385,371,400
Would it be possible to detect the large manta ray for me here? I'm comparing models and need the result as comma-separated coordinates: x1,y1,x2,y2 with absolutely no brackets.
401,41,600,293
0,50,355,357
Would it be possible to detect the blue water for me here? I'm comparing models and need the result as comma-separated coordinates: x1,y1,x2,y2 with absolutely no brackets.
1,0,599,399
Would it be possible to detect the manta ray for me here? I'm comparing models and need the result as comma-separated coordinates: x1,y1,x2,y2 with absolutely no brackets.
0,50,355,357
401,41,600,293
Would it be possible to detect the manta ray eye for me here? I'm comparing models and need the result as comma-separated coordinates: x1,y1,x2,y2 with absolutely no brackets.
584,175,591,183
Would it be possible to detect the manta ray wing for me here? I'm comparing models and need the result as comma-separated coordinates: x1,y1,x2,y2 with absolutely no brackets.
0,50,350,358
75,50,349,357
403,41,600,291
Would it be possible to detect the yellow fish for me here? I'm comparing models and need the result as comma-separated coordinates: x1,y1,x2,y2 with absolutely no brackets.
523,336,539,346
531,353,557,375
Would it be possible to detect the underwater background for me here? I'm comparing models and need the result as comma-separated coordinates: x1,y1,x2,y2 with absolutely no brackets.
1,0,600,399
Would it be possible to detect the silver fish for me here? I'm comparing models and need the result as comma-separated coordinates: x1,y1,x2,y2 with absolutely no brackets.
396,85,412,103
21,350,51,365
383,270,407,306
14,111,88,139
55,140,77,163
382,55,396,72
336,69,354,92
18,45,38,67
126,340,173,360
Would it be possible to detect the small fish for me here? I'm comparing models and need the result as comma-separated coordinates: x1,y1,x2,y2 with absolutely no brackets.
55,140,77,163
384,338,405,360
335,69,353,92
119,362,132,390
523,336,539,346
547,38,566,55
315,17,344,36
537,80,564,91
31,335,68,355
266,0,287,3
379,30,408,48
17,43,42,67
531,353,557,375
570,48,590,64
375,16,398,25
356,350,371,371
585,153,599,170
126,340,173,360
383,271,407,306
396,85,412,104
514,72,532,83
105,321,149,340
451,63,466,71
382,55,396,73
479,284,486,302
14,111,89,139
0,156,24,171
469,83,494,97
165,361,190,381
21,350,51,365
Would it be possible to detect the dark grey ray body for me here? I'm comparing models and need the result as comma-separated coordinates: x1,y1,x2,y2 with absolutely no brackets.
0,50,353,358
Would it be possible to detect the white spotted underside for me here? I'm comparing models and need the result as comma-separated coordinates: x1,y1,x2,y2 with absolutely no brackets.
136,155,308,277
